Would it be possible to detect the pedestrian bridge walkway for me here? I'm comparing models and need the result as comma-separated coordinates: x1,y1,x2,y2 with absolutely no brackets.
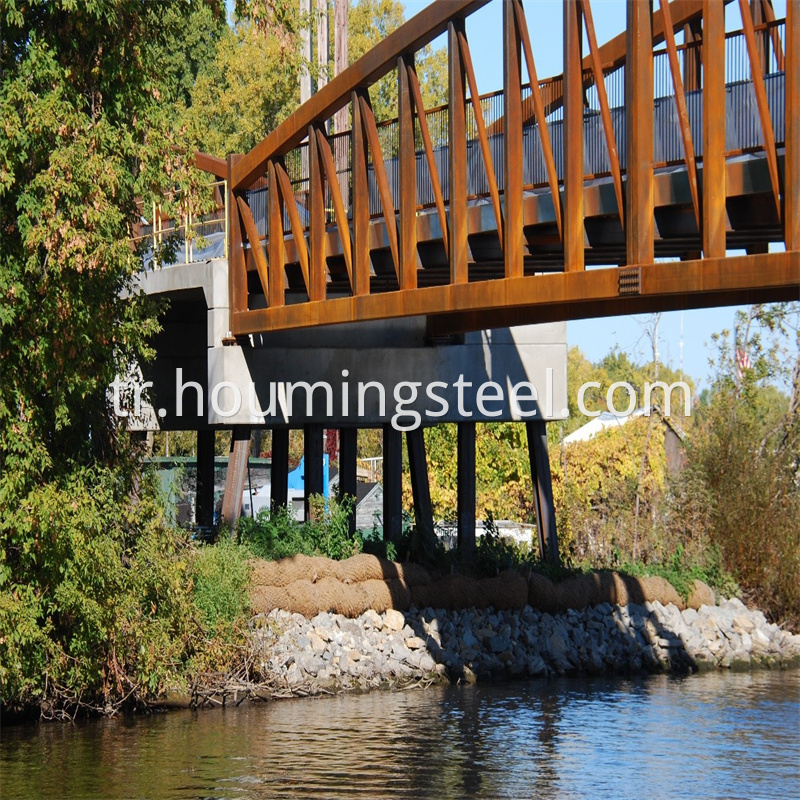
192,0,798,338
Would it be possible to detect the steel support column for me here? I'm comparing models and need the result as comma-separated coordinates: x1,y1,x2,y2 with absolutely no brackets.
271,428,290,513
457,421,476,564
195,429,215,528
383,426,403,543
221,427,251,527
406,428,434,540
338,427,358,535
304,424,324,520
526,420,559,565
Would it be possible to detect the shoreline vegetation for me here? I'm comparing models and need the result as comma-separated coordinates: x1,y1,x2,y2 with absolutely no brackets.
3,315,798,722
4,529,800,722
176,551,800,713
185,594,800,712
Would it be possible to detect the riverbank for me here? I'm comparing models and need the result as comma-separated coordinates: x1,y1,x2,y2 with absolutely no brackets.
187,596,800,706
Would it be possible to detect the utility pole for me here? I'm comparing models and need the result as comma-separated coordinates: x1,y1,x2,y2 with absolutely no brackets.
317,0,329,92
334,0,349,133
300,0,312,105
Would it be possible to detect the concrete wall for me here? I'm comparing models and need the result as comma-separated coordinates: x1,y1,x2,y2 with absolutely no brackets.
132,259,568,431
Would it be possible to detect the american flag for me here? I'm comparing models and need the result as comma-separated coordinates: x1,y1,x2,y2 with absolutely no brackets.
736,348,751,380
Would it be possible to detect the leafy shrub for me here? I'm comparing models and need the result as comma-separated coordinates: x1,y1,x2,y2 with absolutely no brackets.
670,377,799,622
238,494,360,561
238,504,315,561
360,536,398,563
307,494,359,561
550,416,667,565
618,544,739,601
189,539,251,633
0,468,200,715
471,512,533,577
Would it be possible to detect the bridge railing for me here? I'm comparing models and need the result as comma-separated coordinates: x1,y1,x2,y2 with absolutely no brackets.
263,17,784,235
211,0,797,335
131,178,228,269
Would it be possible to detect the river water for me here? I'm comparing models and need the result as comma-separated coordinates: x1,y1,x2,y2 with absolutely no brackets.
2,670,798,800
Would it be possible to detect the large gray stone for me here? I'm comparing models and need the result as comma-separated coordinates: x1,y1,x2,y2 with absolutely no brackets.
384,609,406,632
490,634,511,654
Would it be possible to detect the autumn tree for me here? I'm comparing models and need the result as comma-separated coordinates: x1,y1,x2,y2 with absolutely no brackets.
669,304,800,624
550,417,667,564
406,423,534,525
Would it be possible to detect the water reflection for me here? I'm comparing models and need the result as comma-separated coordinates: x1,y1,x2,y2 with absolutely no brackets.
2,671,798,799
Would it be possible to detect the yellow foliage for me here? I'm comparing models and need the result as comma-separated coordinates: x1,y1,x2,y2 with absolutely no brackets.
550,416,667,560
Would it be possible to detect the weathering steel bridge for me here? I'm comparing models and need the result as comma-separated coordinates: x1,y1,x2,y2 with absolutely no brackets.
151,0,798,562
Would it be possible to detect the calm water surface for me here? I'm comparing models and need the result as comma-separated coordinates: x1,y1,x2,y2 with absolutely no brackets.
2,670,798,800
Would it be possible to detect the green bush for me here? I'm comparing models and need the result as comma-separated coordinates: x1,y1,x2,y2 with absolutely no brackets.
307,494,359,561
238,504,315,561
189,539,251,633
471,512,532,577
238,494,360,561
670,382,799,621
0,468,200,714
618,544,739,601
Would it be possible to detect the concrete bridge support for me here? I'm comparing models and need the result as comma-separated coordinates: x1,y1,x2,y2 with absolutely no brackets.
527,420,559,565
406,428,434,546
338,427,358,535
221,426,251,526
304,424,324,519
457,422,476,564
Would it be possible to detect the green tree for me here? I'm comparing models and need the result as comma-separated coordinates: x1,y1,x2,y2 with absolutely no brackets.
0,0,209,493
181,20,303,157
0,0,226,714
349,0,448,122
601,349,642,391
556,346,611,437
149,3,230,108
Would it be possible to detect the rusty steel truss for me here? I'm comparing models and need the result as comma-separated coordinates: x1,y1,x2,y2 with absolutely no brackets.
196,0,800,338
